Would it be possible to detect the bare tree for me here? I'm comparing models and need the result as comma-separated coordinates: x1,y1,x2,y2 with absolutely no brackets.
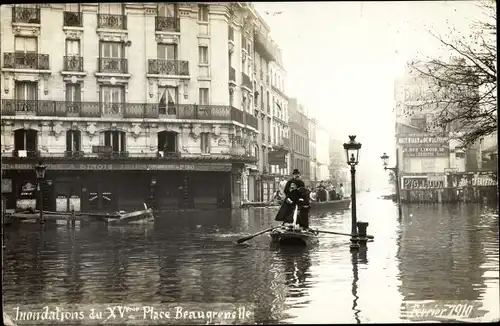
406,1,497,147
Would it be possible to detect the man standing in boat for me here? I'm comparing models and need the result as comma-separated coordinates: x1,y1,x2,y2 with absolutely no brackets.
284,169,305,197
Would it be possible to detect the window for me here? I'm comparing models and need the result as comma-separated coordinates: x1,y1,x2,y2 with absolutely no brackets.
100,86,124,115
66,84,81,113
101,41,123,58
200,132,210,154
158,3,177,17
157,44,177,60
14,129,38,153
15,82,37,101
198,46,208,64
15,37,37,53
65,39,80,56
104,130,126,152
198,4,208,22
158,87,177,115
65,3,80,12
98,3,123,14
199,88,209,105
229,89,234,107
66,130,81,152
158,131,177,153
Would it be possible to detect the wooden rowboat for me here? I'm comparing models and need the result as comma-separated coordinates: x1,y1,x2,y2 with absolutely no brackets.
270,224,319,247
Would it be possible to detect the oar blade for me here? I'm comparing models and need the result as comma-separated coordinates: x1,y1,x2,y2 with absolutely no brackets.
236,227,274,244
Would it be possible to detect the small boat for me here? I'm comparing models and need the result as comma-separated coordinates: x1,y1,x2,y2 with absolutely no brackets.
270,224,319,247
107,206,154,225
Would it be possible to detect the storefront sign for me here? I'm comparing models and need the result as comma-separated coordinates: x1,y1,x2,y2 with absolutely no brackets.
398,135,448,146
403,176,444,190
446,172,497,188
1,163,232,172
402,147,449,157
268,150,286,167
2,179,12,193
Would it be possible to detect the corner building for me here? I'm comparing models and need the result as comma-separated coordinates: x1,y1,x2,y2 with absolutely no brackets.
1,3,262,212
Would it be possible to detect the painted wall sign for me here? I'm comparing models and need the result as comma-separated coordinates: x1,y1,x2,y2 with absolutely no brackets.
398,135,449,146
1,163,232,172
268,150,286,167
403,176,444,190
402,147,449,157
446,172,497,188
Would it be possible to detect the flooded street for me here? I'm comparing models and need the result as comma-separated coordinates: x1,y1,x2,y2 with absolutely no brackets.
3,192,499,323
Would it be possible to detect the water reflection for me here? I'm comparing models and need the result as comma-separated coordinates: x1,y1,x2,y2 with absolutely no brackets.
2,194,498,323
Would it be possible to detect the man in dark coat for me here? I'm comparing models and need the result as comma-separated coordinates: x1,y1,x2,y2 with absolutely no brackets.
284,169,305,197
275,183,311,229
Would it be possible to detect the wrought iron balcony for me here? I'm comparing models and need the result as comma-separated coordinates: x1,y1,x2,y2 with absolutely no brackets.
254,31,276,62
3,150,258,163
274,137,290,151
1,100,260,130
98,58,128,73
65,150,84,158
63,11,83,27
155,16,180,32
12,6,40,24
63,56,83,72
229,66,236,82
97,14,127,29
3,52,49,70
241,72,252,90
148,59,189,76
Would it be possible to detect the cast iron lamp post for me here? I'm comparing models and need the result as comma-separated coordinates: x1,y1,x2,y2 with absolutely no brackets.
381,151,402,219
34,162,47,225
343,135,361,250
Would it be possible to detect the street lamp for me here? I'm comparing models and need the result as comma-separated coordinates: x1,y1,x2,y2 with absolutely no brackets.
34,161,47,225
343,135,361,250
380,151,402,219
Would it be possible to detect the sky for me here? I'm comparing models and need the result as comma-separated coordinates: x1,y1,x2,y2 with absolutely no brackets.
252,1,486,188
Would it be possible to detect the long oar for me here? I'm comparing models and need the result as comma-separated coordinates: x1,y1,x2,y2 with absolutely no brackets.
236,227,278,244
314,229,374,240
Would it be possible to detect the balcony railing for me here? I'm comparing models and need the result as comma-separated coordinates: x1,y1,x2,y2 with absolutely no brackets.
3,52,49,70
242,73,252,90
155,16,180,32
1,100,259,129
63,56,83,72
63,11,83,27
12,6,40,24
98,58,128,73
254,31,276,62
3,150,257,163
229,66,236,82
97,14,127,29
148,59,189,76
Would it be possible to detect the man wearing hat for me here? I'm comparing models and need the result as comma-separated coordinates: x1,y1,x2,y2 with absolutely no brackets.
284,169,305,198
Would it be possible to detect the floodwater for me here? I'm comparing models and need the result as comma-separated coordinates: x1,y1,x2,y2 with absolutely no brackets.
3,192,499,324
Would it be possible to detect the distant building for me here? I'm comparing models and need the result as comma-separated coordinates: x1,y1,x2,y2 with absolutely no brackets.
315,124,330,182
288,98,310,183
394,62,496,203
308,117,317,185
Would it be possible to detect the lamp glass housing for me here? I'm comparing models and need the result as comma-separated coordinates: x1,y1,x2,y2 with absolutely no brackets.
34,162,47,180
381,152,389,167
343,135,362,166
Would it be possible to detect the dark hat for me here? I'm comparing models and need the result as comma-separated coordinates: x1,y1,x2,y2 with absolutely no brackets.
292,169,300,175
